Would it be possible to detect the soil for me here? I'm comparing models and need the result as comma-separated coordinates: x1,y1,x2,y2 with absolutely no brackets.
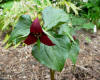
0,30,100,80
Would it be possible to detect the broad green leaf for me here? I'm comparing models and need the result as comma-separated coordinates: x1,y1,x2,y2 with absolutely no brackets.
8,15,32,44
42,7,69,30
68,40,79,64
32,36,70,71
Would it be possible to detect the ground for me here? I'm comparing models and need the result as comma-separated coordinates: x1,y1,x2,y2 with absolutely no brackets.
0,30,100,80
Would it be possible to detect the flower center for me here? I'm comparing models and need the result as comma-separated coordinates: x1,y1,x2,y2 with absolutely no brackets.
32,33,42,39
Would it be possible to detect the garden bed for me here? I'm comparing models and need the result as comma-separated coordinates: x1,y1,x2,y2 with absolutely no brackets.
0,30,100,80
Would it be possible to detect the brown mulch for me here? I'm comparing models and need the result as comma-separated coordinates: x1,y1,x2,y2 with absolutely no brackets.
0,30,100,80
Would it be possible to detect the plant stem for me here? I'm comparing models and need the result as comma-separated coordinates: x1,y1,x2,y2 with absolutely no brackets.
72,64,76,75
50,69,55,80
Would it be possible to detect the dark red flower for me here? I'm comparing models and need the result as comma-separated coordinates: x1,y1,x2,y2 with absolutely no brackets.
24,17,55,46
72,35,76,40
70,35,77,43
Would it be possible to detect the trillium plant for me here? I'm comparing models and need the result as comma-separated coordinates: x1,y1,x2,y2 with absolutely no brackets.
9,7,79,80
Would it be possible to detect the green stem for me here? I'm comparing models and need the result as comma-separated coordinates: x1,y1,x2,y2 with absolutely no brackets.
50,69,55,80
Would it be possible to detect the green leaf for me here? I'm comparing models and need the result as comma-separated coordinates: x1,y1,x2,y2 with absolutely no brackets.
71,15,87,26
42,7,69,30
58,23,75,43
68,40,79,64
3,34,10,43
58,23,80,63
32,36,79,71
4,43,12,49
82,23,95,29
58,23,73,34
8,15,32,44
32,36,70,71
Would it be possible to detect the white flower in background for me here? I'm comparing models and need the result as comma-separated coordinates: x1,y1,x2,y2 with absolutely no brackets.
83,0,88,2
0,9,3,15
53,0,56,1
26,1,30,5
94,25,97,33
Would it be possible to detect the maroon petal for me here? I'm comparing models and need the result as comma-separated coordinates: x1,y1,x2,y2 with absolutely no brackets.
40,34,55,46
24,33,37,45
30,17,43,33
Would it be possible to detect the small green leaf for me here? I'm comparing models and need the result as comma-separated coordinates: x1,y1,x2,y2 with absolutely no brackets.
68,40,79,64
3,34,10,43
58,23,75,43
85,37,91,43
4,43,12,49
14,42,21,48
58,24,70,34
42,7,69,30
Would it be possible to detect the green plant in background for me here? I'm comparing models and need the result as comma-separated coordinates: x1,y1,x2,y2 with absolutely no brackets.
85,36,91,43
51,0,80,15
69,14,95,30
79,0,100,28
8,6,80,80
50,0,95,32
1,0,51,30
0,1,14,29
